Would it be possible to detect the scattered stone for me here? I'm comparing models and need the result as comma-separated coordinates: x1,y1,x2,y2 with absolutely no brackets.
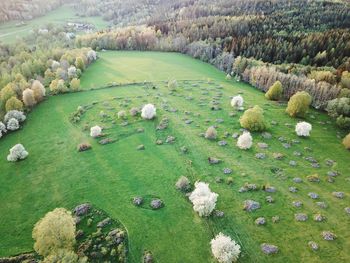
180,146,188,153
223,168,232,174
261,132,272,139
305,156,317,163
293,177,303,183
289,160,297,167
255,217,266,225
313,213,325,222
316,202,327,209
257,142,268,149
282,143,291,149
208,157,221,164
108,228,125,245
332,191,345,199
156,139,163,145
175,176,191,192
295,213,308,222
255,153,266,159
261,243,278,255
278,136,286,142
213,210,224,217
137,128,144,133
239,183,258,192
77,143,91,152
73,203,91,216
215,177,223,183
143,251,154,263
307,174,320,183
243,200,261,212
292,139,300,144
166,136,176,143
289,186,298,193
97,218,111,228
311,163,320,168
223,131,230,138
133,196,143,206
293,151,302,157
325,159,335,166
137,144,145,150
271,120,278,125
150,199,163,209
344,207,350,215
304,146,312,152
232,132,239,139
99,138,116,145
185,119,193,125
264,185,276,193
322,231,336,241
266,196,274,203
308,192,319,199
218,140,227,146
272,216,280,223
308,241,319,251
327,171,339,177
292,201,303,208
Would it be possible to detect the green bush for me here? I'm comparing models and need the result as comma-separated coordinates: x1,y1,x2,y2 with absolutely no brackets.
339,88,350,98
326,98,350,118
286,91,312,118
336,115,350,130
265,80,283,100
240,105,267,131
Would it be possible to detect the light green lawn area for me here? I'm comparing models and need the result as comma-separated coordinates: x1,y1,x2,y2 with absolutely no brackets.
0,5,109,44
0,52,349,262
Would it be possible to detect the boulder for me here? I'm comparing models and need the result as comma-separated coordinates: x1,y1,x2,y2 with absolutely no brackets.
73,203,91,216
261,243,278,254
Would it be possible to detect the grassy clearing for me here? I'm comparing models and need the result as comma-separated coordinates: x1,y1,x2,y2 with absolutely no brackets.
0,5,108,44
0,52,349,262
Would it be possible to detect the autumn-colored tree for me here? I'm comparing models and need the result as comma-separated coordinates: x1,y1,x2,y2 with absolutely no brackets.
31,80,46,102
22,88,36,107
5,96,23,112
70,78,81,91
75,57,85,71
286,91,312,118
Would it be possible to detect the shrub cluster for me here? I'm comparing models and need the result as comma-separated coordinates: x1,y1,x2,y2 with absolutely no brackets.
239,105,267,131
265,81,283,101
189,181,218,217
286,91,312,118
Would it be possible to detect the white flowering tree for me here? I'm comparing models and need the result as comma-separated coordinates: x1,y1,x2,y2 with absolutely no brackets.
141,104,156,120
87,50,97,62
7,118,19,131
7,144,29,162
0,121,6,138
295,121,312,137
231,95,244,108
90,126,102,137
237,132,252,149
189,181,218,217
211,233,241,263
67,66,77,79
4,110,26,123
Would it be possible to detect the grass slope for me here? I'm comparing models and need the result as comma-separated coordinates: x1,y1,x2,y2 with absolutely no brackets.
0,5,108,44
0,52,349,262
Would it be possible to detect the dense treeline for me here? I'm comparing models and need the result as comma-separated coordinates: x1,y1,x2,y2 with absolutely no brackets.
0,27,96,121
0,0,65,23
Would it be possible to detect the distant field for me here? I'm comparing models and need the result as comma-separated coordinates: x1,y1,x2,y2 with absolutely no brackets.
0,5,109,44
0,52,349,262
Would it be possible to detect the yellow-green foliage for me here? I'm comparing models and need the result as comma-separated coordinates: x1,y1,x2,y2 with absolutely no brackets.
50,79,68,95
41,249,87,263
265,80,283,100
341,71,350,89
343,133,350,150
75,57,85,71
286,91,312,118
240,105,267,131
5,96,23,112
70,78,81,91
32,208,76,257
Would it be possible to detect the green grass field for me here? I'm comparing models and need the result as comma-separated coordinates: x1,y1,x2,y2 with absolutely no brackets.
0,52,349,262
0,5,109,44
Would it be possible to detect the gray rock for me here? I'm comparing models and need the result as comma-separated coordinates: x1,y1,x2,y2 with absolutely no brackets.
133,196,143,206
73,203,91,216
344,207,350,215
308,241,319,251
272,216,280,223
243,200,261,212
255,153,266,159
261,243,278,254
255,217,266,225
97,217,111,228
327,171,339,177
261,132,272,139
293,151,302,157
265,186,276,193
322,231,336,241
308,192,319,199
289,186,298,193
137,144,145,150
289,160,297,167
282,143,291,149
316,202,327,209
295,213,308,222
332,191,345,199
313,213,325,222
166,136,176,143
223,168,232,174
150,199,163,209
266,196,274,203
208,157,221,164
292,201,303,208
218,140,227,146
214,210,224,217
257,142,269,149
232,133,239,139
293,177,303,183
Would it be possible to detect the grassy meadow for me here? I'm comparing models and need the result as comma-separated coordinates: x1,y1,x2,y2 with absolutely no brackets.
0,52,349,262
0,5,108,44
